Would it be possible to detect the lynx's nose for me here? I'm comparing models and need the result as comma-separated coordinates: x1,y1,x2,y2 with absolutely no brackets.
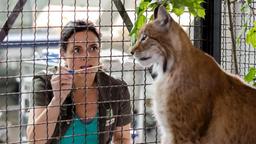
129,47,135,55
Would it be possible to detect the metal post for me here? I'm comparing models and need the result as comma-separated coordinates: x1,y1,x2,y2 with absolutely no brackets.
112,0,133,32
194,0,222,63
0,0,27,43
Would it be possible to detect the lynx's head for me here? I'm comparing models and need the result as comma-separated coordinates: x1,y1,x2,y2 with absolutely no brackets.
130,5,192,73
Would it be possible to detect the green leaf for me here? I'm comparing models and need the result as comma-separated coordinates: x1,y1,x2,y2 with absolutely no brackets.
136,0,151,16
173,7,185,16
130,33,137,46
131,0,152,37
188,7,197,16
144,0,152,3
136,15,147,31
197,8,205,18
236,19,249,47
129,15,146,36
246,21,256,48
148,2,159,11
241,2,249,12
244,67,256,82
129,25,138,36
165,3,171,12
247,0,252,4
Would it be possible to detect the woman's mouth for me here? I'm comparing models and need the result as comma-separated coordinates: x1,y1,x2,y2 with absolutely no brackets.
68,65,102,74
80,65,93,69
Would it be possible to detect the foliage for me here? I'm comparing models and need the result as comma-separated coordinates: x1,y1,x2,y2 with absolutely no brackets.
246,21,256,48
238,0,256,48
244,67,256,86
130,0,205,45
239,0,256,85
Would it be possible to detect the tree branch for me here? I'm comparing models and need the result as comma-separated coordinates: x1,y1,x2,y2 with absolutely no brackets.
227,0,239,74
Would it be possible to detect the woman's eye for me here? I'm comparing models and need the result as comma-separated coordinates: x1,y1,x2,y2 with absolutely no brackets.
89,46,99,52
74,47,80,53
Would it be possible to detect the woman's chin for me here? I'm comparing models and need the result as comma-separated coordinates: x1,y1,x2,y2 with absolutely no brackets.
74,73,96,87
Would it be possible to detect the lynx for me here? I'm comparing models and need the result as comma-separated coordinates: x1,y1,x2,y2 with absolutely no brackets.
130,5,256,144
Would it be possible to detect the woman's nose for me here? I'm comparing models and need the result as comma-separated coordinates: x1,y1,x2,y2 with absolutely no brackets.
81,51,90,60
82,52,93,61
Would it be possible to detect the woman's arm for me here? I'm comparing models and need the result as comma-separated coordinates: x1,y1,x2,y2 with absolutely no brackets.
26,97,62,144
112,123,131,144
27,67,73,143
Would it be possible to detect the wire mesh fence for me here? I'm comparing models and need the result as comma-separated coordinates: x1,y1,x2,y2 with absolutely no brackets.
221,0,256,76
1,0,254,143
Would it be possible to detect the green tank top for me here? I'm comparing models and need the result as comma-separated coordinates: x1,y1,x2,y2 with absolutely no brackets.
60,113,98,144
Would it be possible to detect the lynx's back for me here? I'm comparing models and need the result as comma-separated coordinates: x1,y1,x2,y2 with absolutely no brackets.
130,5,256,144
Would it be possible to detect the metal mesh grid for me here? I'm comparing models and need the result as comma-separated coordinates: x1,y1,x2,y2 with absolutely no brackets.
0,0,202,143
221,0,256,75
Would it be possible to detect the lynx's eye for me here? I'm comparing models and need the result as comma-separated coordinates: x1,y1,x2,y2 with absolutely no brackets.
140,33,148,42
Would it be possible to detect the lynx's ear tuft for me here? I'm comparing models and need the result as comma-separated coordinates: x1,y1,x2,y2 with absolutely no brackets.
154,5,171,30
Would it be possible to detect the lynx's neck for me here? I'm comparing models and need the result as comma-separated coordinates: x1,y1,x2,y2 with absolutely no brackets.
151,55,174,81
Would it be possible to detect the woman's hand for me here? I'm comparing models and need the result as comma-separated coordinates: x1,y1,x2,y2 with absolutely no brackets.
113,124,131,144
51,66,73,104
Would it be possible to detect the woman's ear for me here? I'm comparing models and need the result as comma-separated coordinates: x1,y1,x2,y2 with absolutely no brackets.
60,49,68,67
60,49,66,60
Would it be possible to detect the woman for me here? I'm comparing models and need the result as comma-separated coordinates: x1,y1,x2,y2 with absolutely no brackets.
27,20,132,144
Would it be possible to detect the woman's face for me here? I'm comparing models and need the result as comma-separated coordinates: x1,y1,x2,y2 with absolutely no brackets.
62,31,100,71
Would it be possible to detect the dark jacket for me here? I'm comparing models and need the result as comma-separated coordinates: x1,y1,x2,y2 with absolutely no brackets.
30,68,132,144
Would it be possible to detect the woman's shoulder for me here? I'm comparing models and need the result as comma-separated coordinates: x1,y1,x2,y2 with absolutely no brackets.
97,70,130,101
33,66,58,81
